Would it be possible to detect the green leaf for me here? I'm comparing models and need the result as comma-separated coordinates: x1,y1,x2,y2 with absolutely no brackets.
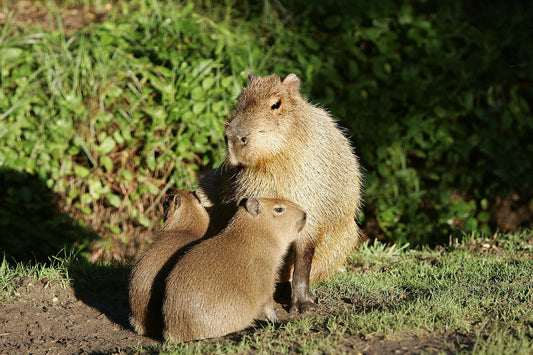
146,153,156,171
81,206,92,215
100,156,114,173
69,188,79,199
192,59,213,77
119,168,133,182
143,182,159,195
434,106,447,118
477,211,491,223
98,137,116,155
191,86,206,101
106,193,122,208
0,254,7,276
202,77,215,90
138,215,151,227
113,131,124,145
0,48,23,61
81,193,93,204
74,165,90,178
193,102,205,114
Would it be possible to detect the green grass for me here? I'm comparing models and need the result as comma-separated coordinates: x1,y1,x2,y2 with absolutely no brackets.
0,249,74,303
5,231,529,353
154,231,533,353
1,231,531,352
1,0,244,260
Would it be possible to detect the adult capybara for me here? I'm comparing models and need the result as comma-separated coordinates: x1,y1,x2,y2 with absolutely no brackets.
196,72,363,312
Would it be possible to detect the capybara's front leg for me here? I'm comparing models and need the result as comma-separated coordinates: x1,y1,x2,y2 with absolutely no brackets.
289,239,316,313
262,297,279,322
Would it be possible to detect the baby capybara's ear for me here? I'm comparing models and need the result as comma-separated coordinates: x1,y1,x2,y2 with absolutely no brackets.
243,198,260,217
163,193,182,221
173,194,182,207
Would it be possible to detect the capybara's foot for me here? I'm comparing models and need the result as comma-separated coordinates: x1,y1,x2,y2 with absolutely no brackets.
289,299,316,313
289,288,317,313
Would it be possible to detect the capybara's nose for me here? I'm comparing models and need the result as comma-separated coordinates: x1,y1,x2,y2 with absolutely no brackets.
226,125,250,147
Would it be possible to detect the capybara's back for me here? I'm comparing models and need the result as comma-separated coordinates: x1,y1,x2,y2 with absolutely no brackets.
162,197,306,343
129,190,209,337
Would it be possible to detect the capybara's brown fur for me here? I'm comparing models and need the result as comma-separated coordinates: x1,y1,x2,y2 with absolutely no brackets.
197,73,363,312
162,197,306,343
129,189,209,338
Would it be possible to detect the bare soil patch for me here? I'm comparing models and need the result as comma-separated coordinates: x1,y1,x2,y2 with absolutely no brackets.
0,1,112,34
0,276,155,354
0,274,473,354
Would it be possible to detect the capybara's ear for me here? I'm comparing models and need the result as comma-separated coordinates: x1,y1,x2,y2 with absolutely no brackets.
244,198,260,217
163,193,181,221
282,73,300,91
248,71,255,81
173,194,182,208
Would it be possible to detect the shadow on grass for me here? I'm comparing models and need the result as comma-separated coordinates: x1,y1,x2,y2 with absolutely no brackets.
0,168,134,332
0,167,99,263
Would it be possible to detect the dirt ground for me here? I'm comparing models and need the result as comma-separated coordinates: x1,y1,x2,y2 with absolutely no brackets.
0,274,474,355
0,275,154,354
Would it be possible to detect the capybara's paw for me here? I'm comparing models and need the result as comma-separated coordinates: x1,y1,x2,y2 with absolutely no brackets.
289,299,316,313
131,318,146,336
263,300,279,323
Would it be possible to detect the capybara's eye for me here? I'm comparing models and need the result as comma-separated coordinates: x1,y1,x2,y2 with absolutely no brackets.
274,206,285,214
271,100,281,110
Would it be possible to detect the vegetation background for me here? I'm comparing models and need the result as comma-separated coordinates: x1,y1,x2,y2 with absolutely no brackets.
0,0,532,263
0,1,532,353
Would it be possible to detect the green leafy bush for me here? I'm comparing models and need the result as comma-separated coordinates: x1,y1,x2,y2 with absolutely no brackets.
265,0,533,244
1,2,236,258
0,0,531,260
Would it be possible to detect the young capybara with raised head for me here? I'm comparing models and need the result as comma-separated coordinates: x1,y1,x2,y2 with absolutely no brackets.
162,197,306,343
129,189,209,338
196,72,363,313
